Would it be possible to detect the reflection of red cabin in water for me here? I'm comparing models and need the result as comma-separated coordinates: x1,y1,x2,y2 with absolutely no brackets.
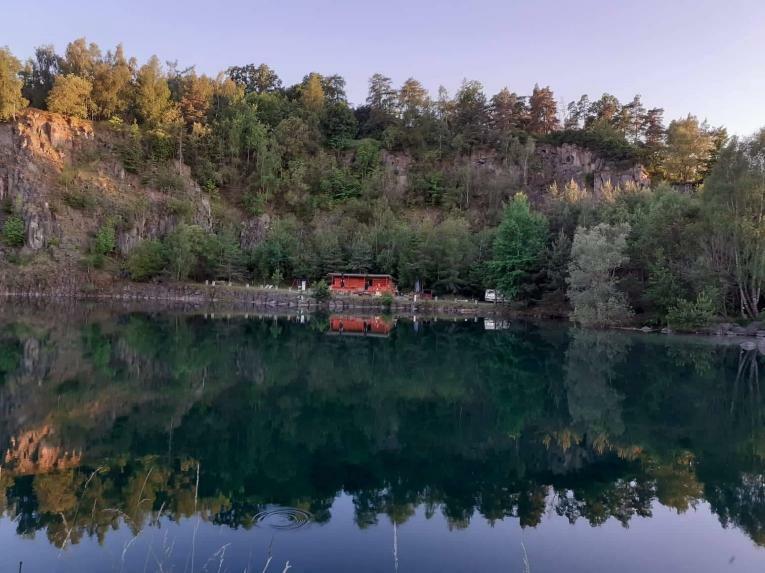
328,315,395,337
328,273,397,295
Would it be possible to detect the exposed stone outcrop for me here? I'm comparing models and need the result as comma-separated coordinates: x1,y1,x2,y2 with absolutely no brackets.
382,143,649,203
0,110,215,274
533,143,650,195
239,214,271,251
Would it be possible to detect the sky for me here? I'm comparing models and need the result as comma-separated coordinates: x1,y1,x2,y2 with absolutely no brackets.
4,0,765,135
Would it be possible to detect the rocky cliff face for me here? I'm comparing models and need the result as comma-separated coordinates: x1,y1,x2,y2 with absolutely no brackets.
0,110,212,287
380,142,650,208
0,110,651,287
532,143,650,195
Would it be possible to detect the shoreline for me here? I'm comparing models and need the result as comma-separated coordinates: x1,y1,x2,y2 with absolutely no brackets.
0,281,523,318
2,282,763,347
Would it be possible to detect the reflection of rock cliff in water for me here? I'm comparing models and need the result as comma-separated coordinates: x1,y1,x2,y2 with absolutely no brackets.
3,426,81,475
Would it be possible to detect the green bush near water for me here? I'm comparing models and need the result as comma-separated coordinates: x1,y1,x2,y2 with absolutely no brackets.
2,216,25,247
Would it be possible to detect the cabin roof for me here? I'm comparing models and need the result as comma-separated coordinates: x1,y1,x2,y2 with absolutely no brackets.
328,273,395,279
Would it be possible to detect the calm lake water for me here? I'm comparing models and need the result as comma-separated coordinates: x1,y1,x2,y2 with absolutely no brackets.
1,304,765,572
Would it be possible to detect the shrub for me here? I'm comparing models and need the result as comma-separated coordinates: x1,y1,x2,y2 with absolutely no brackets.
666,290,717,331
94,222,116,256
243,191,267,216
380,291,394,309
2,216,25,247
62,188,97,211
126,240,165,281
166,197,194,220
312,279,331,302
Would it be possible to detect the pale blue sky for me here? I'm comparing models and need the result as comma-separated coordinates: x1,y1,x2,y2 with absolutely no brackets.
5,0,765,134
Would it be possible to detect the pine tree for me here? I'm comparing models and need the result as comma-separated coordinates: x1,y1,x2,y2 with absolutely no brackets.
527,84,559,135
489,193,548,299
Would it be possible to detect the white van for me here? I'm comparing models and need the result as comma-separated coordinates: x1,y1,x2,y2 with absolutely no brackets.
484,289,506,303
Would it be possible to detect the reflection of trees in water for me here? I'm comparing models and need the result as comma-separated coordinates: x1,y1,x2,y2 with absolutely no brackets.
730,348,762,430
0,309,764,547
565,330,628,447
706,472,765,545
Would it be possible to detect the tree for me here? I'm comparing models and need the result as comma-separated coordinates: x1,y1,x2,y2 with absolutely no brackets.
490,88,527,133
320,101,357,147
347,233,373,272
226,63,282,94
179,73,214,126
300,72,325,114
164,224,205,281
126,240,165,281
321,74,347,103
398,78,429,127
61,38,101,79
135,56,174,126
566,223,633,326
702,132,765,319
489,193,548,299
527,84,559,135
452,79,489,149
661,115,717,185
618,95,646,143
565,95,590,129
588,93,621,126
47,74,93,118
21,45,61,109
364,73,397,135
275,116,311,161
91,44,133,119
643,108,665,148
0,47,28,120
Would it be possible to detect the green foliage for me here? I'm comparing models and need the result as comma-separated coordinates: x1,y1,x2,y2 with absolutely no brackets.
126,240,165,281
489,193,548,300
321,101,358,148
352,139,381,176
135,56,174,126
666,290,717,331
166,197,193,220
46,74,92,118
567,223,634,326
0,47,28,120
62,188,97,211
93,221,116,256
379,291,394,308
311,279,331,302
164,224,205,281
243,191,267,216
701,132,765,319
320,167,361,201
2,215,25,247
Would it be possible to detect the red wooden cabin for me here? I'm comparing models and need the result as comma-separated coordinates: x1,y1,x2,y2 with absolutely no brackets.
328,315,395,337
328,273,396,295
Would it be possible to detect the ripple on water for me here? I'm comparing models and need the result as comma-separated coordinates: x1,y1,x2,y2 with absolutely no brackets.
252,507,313,530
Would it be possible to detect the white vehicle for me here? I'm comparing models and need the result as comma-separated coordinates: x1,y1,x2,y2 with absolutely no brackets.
484,289,507,303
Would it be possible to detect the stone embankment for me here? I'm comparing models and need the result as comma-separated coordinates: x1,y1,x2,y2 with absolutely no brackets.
0,281,508,317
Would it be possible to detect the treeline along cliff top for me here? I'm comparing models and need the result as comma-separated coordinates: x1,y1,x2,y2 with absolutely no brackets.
0,39,763,328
